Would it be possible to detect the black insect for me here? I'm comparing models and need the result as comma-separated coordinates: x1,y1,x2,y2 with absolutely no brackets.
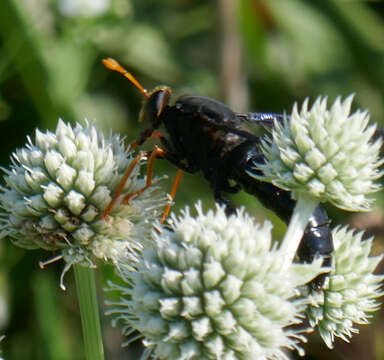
103,58,333,290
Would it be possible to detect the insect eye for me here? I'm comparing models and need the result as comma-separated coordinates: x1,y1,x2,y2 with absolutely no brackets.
154,89,171,116
141,89,171,126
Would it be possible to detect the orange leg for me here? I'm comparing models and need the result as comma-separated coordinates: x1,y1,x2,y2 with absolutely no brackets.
101,151,149,219
121,146,167,204
161,169,184,223
129,130,163,150
102,143,183,223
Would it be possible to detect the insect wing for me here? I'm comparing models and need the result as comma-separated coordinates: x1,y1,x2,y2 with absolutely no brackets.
236,112,286,130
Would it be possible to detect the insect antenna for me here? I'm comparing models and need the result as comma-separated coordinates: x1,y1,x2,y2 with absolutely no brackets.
102,57,149,99
101,58,181,224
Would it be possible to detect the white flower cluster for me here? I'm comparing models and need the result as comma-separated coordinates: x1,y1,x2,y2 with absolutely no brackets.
255,95,383,211
308,226,384,348
107,204,325,360
0,120,166,271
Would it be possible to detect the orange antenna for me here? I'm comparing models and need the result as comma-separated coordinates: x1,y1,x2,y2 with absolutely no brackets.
102,58,149,99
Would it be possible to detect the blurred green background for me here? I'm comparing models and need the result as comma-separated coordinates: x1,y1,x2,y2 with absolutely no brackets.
1,0,384,359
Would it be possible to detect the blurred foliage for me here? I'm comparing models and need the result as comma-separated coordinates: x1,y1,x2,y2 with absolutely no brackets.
0,0,384,359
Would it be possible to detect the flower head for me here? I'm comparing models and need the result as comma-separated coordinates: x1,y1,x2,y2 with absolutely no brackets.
107,203,326,360
0,120,166,285
254,95,383,211
307,225,384,348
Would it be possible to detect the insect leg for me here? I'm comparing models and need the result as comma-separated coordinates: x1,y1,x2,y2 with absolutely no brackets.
213,191,238,216
130,130,163,149
101,151,149,219
121,146,167,204
161,169,184,223
102,143,185,223
299,206,333,291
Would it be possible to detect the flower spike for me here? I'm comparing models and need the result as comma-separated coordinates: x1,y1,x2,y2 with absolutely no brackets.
253,95,383,212
0,120,167,284
107,203,326,359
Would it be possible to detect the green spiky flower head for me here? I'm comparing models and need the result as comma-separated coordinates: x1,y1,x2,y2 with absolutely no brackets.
307,226,384,348
0,120,166,286
107,203,326,360
254,95,383,211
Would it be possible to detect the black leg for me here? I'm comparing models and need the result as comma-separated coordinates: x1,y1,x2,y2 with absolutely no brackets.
214,191,237,216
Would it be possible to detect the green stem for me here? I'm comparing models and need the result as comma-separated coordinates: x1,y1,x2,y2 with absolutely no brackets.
280,193,319,268
74,264,105,360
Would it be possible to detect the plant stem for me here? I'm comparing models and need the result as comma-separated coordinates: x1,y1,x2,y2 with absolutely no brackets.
74,264,105,360
280,193,319,268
